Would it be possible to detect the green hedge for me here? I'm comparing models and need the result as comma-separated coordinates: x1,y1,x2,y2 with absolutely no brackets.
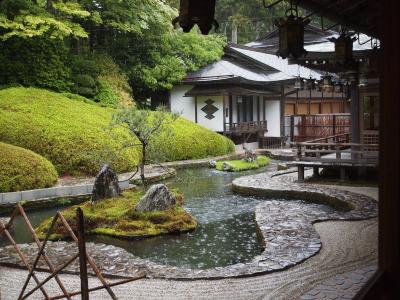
0,87,235,176
149,117,235,162
0,142,58,192
0,87,140,175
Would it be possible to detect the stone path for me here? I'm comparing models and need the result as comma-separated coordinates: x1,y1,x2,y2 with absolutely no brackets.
300,264,377,300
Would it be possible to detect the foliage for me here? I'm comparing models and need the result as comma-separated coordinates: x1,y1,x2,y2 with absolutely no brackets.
93,54,133,107
215,155,270,172
0,0,89,41
0,87,235,176
111,105,179,186
149,118,236,162
0,142,58,192
0,87,140,175
0,36,72,91
35,189,197,239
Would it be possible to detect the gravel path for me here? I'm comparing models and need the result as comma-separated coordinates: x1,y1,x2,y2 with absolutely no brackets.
0,183,378,299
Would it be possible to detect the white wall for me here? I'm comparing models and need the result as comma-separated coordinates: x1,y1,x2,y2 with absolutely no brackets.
197,95,224,132
264,100,281,137
170,85,195,122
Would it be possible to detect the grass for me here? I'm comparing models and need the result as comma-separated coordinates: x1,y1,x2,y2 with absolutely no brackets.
0,87,235,176
0,142,58,192
215,155,270,172
35,189,197,239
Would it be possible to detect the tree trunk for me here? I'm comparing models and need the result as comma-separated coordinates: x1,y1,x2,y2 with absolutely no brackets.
231,23,238,44
140,143,147,189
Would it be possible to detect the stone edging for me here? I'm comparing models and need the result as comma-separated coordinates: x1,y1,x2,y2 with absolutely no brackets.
0,169,176,206
0,169,378,280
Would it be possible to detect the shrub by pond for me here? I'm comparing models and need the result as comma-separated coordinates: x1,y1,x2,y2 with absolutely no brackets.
0,87,235,176
215,155,270,172
35,190,197,240
0,142,58,192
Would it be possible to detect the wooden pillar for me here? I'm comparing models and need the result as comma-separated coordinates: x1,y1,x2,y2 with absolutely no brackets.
298,165,304,181
257,96,261,122
263,98,266,121
313,167,319,177
223,95,226,132
280,85,286,139
340,167,346,182
77,208,89,300
350,83,360,143
229,94,233,129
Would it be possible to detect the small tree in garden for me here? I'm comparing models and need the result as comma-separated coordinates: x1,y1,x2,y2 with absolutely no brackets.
111,106,179,188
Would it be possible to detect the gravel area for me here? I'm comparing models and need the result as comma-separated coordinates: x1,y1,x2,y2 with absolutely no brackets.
0,171,378,299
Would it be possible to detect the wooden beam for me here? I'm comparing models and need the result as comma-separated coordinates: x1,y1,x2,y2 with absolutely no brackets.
229,94,233,128
194,96,198,123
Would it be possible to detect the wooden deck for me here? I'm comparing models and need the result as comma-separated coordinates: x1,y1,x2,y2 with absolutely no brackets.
292,140,379,181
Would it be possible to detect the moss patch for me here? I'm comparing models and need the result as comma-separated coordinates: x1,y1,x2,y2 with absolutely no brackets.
35,190,197,240
216,155,270,172
0,142,58,192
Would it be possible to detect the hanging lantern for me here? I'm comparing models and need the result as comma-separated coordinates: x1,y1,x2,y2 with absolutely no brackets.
334,82,343,93
274,2,310,59
358,74,368,87
172,0,218,35
320,74,334,93
306,77,316,90
294,77,304,90
329,31,357,65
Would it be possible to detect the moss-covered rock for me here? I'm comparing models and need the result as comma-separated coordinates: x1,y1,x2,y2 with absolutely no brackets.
0,142,58,192
35,190,197,240
215,155,270,172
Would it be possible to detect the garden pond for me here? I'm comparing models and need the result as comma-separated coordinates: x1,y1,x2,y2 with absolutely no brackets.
0,162,336,270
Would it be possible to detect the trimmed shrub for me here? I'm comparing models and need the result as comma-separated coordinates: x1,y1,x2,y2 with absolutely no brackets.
149,117,235,162
0,87,235,176
0,87,140,175
0,142,58,192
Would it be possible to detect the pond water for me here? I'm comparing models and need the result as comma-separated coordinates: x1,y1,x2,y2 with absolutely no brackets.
0,162,284,269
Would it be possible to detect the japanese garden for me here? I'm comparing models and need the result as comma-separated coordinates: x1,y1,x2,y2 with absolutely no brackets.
0,0,393,299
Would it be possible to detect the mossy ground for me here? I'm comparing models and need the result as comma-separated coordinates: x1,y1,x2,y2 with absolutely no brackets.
35,190,197,240
215,155,270,172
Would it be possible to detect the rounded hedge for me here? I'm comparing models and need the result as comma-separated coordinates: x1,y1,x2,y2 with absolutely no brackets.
0,87,140,175
0,87,235,176
0,142,58,192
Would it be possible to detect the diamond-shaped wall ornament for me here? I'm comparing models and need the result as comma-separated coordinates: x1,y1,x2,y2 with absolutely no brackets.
201,99,219,120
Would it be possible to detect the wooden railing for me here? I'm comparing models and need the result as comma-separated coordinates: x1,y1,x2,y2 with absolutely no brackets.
225,120,267,133
304,132,351,144
293,142,379,165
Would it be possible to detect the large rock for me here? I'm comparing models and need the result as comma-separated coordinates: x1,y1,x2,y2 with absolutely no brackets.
92,164,121,203
135,184,176,212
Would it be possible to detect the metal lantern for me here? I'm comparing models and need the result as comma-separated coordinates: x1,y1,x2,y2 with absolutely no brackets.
329,32,357,65
320,74,334,93
334,82,343,93
306,77,316,90
358,74,368,87
294,77,304,90
274,3,310,59
172,0,218,35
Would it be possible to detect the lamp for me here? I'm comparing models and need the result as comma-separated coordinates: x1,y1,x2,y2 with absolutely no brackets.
320,74,334,93
274,1,310,59
172,0,218,35
294,77,304,90
329,31,357,65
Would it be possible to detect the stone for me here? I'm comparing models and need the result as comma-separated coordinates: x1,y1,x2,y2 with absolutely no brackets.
222,162,233,171
277,163,289,171
208,160,217,168
135,184,176,212
244,147,257,162
92,164,121,202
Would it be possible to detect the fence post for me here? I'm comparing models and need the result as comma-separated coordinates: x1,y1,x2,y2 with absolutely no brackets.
77,208,89,300
333,114,336,136
290,115,294,142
